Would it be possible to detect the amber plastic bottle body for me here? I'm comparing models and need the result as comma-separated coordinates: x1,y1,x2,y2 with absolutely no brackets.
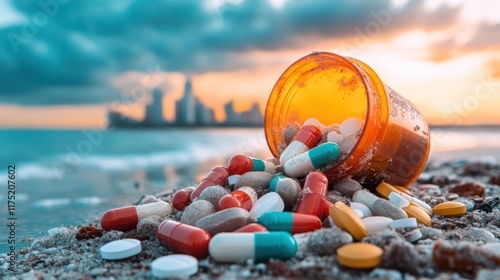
265,52,430,188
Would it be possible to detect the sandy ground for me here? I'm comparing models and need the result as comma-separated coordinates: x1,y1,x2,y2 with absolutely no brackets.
1,157,500,280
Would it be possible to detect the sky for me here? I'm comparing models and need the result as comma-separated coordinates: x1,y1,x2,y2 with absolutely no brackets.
0,0,499,128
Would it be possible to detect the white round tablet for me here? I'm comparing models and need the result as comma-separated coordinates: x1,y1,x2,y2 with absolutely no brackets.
152,255,198,279
350,202,373,218
362,216,393,235
100,239,141,260
250,192,284,219
389,218,418,230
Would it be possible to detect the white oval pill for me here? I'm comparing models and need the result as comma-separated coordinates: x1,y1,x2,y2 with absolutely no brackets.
327,131,343,144
389,192,410,208
353,209,364,218
100,239,141,260
389,218,418,229
339,117,363,136
401,193,433,214
362,216,393,235
151,254,198,279
350,202,373,218
250,192,285,219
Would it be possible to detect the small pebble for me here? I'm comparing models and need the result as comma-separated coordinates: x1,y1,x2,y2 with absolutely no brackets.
274,177,301,209
284,124,299,145
138,195,159,205
461,228,497,243
235,172,274,197
181,200,216,226
136,215,162,237
294,228,353,256
195,207,252,236
199,185,229,208
419,226,444,240
332,179,363,198
75,226,102,240
449,182,486,197
48,227,70,236
456,198,474,212
339,133,358,155
432,240,500,272
354,190,408,220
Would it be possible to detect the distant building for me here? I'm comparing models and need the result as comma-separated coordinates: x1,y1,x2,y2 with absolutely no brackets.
108,76,263,128
195,97,215,125
224,100,264,126
175,78,196,125
143,88,165,126
108,110,139,127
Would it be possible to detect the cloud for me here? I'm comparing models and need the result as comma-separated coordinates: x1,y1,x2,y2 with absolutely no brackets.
0,0,463,105
428,20,500,61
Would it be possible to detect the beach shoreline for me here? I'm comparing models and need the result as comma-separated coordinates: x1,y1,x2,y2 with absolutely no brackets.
1,156,500,279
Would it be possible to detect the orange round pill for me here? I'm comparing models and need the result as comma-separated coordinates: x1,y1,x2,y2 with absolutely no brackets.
329,201,367,241
337,243,383,269
403,205,432,227
433,201,466,217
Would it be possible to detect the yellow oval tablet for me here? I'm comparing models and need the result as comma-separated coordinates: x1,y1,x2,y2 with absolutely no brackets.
409,201,432,216
395,185,413,196
433,201,466,217
337,243,383,269
403,205,432,227
375,182,400,199
329,201,367,241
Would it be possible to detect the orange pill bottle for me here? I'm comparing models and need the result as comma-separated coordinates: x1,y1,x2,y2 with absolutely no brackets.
264,52,430,188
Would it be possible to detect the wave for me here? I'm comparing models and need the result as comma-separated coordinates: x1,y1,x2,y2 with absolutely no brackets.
0,139,269,180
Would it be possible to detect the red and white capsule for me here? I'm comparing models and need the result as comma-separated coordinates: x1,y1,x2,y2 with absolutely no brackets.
190,165,229,201
227,153,275,175
279,124,322,165
218,186,258,211
296,171,328,219
101,201,173,232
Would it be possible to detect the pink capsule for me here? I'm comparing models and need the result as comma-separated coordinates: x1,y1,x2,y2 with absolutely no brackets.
218,186,258,211
279,124,322,165
190,166,229,201
101,201,173,232
297,171,328,219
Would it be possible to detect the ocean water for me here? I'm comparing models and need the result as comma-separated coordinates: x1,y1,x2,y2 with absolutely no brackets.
1,126,499,252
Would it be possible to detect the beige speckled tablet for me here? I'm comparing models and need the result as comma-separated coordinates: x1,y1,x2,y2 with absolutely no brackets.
337,243,383,269
433,201,466,217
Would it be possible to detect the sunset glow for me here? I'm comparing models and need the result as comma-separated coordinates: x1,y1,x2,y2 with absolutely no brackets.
1,0,499,128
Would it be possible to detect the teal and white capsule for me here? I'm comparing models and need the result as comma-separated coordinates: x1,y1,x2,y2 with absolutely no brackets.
284,142,341,178
209,232,297,262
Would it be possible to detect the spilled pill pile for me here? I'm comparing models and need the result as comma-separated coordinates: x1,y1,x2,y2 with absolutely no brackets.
86,119,498,279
